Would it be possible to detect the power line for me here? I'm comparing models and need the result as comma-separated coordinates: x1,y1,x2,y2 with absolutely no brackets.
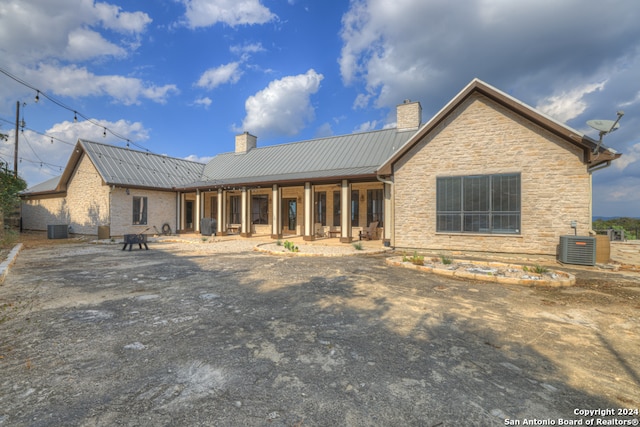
0,65,152,153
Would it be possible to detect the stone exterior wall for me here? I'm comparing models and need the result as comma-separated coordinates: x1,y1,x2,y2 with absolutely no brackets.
65,153,110,234
22,154,177,237
110,188,176,237
392,93,591,255
21,194,69,231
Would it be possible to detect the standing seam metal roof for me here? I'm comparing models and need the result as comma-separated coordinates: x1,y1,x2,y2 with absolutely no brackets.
80,139,206,189
196,128,415,187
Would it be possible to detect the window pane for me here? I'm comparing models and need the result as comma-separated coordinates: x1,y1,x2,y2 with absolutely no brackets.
463,176,489,212
492,213,520,233
351,190,359,226
367,189,383,226
492,174,520,212
132,196,147,225
437,177,461,212
437,214,461,232
251,195,268,224
463,213,489,232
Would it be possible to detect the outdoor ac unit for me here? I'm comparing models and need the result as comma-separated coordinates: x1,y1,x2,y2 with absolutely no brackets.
47,224,69,239
559,235,596,266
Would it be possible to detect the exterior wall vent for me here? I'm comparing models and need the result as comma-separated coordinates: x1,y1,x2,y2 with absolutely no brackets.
559,235,596,266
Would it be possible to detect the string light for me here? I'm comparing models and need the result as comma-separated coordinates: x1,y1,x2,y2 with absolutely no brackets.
0,66,149,152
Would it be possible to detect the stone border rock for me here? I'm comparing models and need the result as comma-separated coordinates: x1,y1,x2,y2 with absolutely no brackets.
255,242,390,257
0,243,23,284
386,257,575,287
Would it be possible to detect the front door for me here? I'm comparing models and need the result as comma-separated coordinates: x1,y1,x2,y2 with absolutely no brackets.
283,198,297,234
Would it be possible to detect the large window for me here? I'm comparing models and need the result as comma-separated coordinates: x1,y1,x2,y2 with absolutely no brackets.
436,173,520,234
251,195,268,224
367,189,383,226
315,191,326,226
133,196,148,225
229,195,241,224
351,190,359,226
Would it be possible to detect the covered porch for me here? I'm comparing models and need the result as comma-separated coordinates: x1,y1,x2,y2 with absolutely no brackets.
177,179,392,245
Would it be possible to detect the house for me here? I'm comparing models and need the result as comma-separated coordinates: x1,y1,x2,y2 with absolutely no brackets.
377,79,620,254
20,141,205,237
21,78,620,255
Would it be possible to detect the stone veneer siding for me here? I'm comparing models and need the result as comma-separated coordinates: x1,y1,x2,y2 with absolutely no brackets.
392,93,591,255
22,153,177,237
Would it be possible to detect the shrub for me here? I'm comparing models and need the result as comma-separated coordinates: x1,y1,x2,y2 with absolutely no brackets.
283,240,299,252
352,242,363,250
440,254,453,265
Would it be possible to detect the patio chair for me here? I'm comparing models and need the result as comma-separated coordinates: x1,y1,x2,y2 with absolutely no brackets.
358,221,379,241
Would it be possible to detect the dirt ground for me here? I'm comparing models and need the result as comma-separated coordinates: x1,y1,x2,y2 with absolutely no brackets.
0,234,639,426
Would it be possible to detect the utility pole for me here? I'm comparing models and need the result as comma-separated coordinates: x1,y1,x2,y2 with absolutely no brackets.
14,101,19,177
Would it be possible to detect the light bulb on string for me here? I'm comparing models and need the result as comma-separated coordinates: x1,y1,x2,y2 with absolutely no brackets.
35,91,40,103
73,112,78,123
103,127,107,138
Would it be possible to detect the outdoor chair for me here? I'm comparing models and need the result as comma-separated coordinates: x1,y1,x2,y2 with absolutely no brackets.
359,221,379,241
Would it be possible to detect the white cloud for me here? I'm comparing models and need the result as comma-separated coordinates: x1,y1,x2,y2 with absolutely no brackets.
196,63,243,90
236,69,324,137
23,63,178,105
1,119,150,187
0,0,151,65
93,2,153,34
536,81,607,123
183,154,214,163
193,97,213,108
353,121,378,133
613,142,640,171
65,28,127,60
230,42,266,56
180,0,276,28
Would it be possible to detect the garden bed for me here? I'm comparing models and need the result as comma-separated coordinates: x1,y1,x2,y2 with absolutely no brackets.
387,254,575,287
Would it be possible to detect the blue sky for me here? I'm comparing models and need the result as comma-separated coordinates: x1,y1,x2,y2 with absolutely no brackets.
0,0,639,217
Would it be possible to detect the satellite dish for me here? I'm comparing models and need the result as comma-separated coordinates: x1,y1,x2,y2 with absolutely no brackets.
586,111,624,154
587,119,620,133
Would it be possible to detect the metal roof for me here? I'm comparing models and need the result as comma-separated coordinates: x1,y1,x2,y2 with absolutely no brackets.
194,128,415,187
23,175,61,195
79,139,205,189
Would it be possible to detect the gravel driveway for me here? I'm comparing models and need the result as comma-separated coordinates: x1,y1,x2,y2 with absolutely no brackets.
0,241,638,426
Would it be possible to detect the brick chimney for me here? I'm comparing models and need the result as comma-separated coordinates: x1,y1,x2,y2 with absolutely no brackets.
396,99,422,131
235,132,257,154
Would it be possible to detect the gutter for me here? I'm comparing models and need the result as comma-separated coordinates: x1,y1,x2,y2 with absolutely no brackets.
588,160,611,173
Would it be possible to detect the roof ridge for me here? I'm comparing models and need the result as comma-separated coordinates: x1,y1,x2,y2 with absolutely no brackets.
214,127,414,156
79,139,207,165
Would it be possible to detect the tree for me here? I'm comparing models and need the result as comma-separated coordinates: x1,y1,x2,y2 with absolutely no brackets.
0,161,27,229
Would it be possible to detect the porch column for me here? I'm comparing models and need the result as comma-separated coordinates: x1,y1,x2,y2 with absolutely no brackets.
241,187,252,237
180,193,186,232
175,192,181,235
303,182,315,241
217,188,227,236
271,184,282,239
383,182,392,246
195,189,201,233
340,179,352,243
